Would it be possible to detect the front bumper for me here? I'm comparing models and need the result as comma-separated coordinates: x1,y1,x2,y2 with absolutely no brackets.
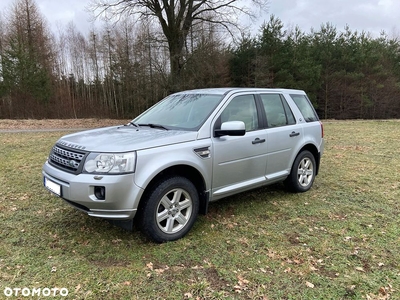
42,161,144,219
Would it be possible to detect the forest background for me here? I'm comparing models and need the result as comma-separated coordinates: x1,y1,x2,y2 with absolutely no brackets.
1,0,400,120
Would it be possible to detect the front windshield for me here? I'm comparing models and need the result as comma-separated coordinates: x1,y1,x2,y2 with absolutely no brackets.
133,93,223,130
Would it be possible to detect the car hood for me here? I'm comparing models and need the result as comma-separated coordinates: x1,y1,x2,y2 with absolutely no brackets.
56,126,198,152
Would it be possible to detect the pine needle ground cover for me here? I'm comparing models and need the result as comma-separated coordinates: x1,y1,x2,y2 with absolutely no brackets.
0,120,399,299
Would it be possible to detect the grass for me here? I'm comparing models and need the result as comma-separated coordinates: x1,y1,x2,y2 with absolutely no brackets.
0,120,399,299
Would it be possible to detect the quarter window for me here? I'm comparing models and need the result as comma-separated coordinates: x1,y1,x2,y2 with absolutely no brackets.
260,94,296,128
290,94,319,122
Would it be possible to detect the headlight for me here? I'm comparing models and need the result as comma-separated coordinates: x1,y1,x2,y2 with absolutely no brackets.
83,152,136,174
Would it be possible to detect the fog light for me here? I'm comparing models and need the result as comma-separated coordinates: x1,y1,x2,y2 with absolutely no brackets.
94,186,105,200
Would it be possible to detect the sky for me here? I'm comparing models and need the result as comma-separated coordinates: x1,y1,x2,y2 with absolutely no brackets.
1,0,400,38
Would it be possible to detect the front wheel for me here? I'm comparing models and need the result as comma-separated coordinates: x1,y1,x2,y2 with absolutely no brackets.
285,150,316,193
138,176,199,243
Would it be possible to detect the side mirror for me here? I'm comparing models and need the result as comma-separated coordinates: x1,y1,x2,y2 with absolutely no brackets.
215,121,246,137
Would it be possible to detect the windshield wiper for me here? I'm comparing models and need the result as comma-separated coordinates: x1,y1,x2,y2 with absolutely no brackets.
125,121,140,128
138,123,169,130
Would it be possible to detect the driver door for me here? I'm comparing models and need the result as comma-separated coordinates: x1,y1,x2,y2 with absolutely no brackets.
211,94,268,199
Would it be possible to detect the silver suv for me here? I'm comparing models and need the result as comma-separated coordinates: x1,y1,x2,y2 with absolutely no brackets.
42,88,324,242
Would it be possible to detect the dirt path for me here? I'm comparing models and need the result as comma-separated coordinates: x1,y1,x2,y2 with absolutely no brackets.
0,119,128,132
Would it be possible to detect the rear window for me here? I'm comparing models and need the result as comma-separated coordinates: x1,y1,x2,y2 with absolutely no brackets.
290,94,319,122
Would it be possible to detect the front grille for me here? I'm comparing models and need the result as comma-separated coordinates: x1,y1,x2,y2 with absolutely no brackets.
49,145,87,174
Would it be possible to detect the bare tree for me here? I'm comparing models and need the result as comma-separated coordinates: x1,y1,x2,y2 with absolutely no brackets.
89,0,268,91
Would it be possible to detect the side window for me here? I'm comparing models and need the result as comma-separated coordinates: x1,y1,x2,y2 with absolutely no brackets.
220,95,259,131
260,94,296,128
290,94,319,122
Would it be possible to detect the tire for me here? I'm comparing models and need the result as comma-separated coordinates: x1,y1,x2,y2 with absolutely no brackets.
285,150,316,193
138,176,199,243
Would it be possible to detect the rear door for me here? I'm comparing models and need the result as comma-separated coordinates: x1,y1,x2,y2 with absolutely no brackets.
259,93,303,180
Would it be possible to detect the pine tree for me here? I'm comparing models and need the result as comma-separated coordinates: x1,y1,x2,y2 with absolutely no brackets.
1,0,55,118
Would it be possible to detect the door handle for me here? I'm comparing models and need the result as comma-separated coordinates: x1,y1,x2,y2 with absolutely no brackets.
290,131,300,137
252,138,266,144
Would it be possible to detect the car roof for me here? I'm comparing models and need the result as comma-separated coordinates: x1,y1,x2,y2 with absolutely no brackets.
176,87,305,95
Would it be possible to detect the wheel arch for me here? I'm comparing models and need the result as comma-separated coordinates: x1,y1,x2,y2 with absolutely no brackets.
139,165,209,215
296,143,321,175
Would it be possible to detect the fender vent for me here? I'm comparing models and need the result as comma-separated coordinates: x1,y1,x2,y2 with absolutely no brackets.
194,147,211,159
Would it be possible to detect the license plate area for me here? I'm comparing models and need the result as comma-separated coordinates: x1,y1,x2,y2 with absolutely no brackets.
44,177,61,196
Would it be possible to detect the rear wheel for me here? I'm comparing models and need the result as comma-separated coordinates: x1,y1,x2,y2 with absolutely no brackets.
285,150,316,193
138,176,199,243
